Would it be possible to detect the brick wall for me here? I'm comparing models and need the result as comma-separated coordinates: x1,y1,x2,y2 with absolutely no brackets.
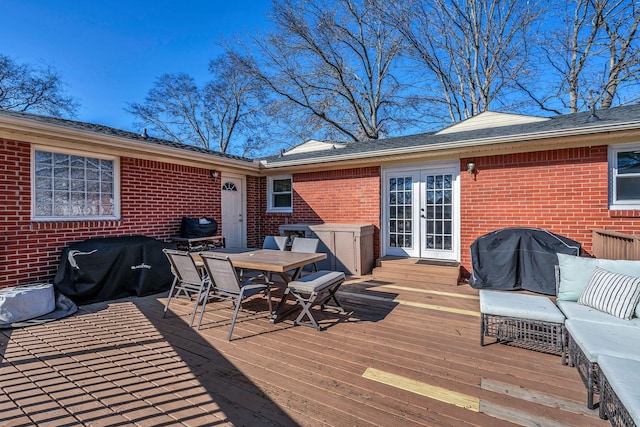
261,167,381,255
1,139,225,288
245,175,263,249
460,146,640,275
6,134,638,288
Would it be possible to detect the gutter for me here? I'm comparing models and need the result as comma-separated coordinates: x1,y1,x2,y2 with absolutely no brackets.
259,120,640,169
0,113,259,174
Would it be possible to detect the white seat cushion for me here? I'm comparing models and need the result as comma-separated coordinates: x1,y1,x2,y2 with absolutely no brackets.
0,283,56,324
288,270,345,294
598,355,640,424
558,300,640,328
479,290,565,324
565,319,640,362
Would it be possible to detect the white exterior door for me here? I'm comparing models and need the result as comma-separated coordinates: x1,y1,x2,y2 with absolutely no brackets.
383,163,460,260
419,168,457,260
221,175,245,248
385,170,421,257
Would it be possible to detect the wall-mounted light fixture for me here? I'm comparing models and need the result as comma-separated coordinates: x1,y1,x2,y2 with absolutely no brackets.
467,161,476,175
210,170,218,180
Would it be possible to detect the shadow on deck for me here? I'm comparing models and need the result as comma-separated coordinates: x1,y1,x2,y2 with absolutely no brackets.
0,275,607,426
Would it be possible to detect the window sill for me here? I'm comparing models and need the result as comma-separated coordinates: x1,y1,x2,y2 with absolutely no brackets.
30,219,122,231
266,209,293,214
609,209,640,218
32,216,121,222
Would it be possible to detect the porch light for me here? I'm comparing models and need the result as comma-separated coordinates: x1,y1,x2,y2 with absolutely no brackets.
210,170,219,180
467,162,476,174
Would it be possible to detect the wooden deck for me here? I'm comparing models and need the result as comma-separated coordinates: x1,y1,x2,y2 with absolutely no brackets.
0,276,607,426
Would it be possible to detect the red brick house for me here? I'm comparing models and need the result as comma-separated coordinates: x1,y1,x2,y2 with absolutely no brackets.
1,105,639,288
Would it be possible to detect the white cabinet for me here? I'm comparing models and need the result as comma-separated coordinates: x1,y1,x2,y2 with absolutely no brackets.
279,223,375,276
309,223,374,276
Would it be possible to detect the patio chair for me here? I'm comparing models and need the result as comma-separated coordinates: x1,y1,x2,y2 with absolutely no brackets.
263,235,288,250
256,235,290,280
198,252,273,340
162,249,212,328
291,237,320,273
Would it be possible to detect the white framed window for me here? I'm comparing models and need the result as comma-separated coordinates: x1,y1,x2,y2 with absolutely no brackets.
609,142,640,209
32,146,120,221
267,175,292,213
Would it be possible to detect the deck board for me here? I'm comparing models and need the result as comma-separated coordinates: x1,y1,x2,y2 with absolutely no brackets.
0,276,607,426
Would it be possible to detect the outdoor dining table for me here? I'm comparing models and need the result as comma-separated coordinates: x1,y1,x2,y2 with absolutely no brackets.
193,248,327,323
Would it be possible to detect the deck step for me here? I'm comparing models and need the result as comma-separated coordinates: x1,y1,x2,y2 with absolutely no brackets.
372,256,461,286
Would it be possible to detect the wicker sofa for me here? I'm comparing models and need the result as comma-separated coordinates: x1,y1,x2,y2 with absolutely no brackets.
556,253,640,425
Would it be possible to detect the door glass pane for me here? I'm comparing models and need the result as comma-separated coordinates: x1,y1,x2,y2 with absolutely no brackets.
443,236,452,250
426,176,434,189
388,176,413,249
424,174,454,252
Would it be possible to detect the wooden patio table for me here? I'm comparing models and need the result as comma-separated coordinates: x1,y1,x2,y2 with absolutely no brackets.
194,248,327,323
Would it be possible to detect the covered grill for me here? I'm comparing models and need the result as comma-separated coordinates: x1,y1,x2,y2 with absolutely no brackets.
469,228,581,295
54,236,174,304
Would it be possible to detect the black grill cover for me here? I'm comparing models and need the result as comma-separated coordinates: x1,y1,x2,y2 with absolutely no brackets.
469,228,581,295
54,236,175,304
180,217,218,238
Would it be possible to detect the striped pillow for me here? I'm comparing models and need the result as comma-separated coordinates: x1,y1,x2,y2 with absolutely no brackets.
578,267,640,320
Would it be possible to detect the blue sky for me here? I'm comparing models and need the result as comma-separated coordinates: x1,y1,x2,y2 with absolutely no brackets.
1,1,272,132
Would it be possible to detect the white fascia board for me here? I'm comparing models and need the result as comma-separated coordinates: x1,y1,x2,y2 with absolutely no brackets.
0,114,257,172
259,121,640,169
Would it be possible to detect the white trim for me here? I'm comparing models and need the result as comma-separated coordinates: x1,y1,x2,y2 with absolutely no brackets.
221,172,247,248
609,141,640,210
267,174,293,213
381,161,460,261
0,113,256,173
31,145,121,222
383,170,421,257
261,121,640,169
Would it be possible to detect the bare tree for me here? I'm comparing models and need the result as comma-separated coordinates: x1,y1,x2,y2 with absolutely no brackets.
234,0,414,142
128,73,214,148
390,0,542,124
206,53,266,153
528,0,640,114
127,54,263,154
0,54,78,117
596,0,640,108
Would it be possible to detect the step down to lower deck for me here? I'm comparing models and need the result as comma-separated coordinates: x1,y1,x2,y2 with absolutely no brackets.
373,256,461,286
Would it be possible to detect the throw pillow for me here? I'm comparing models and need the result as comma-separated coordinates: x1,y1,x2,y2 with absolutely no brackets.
556,253,640,302
578,267,640,320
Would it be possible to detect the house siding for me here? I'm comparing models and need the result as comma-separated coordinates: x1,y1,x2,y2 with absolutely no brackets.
245,175,263,249
261,167,381,255
1,138,227,289
4,130,640,290
460,146,640,276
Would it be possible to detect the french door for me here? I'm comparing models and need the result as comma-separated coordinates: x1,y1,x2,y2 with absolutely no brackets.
384,164,459,260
